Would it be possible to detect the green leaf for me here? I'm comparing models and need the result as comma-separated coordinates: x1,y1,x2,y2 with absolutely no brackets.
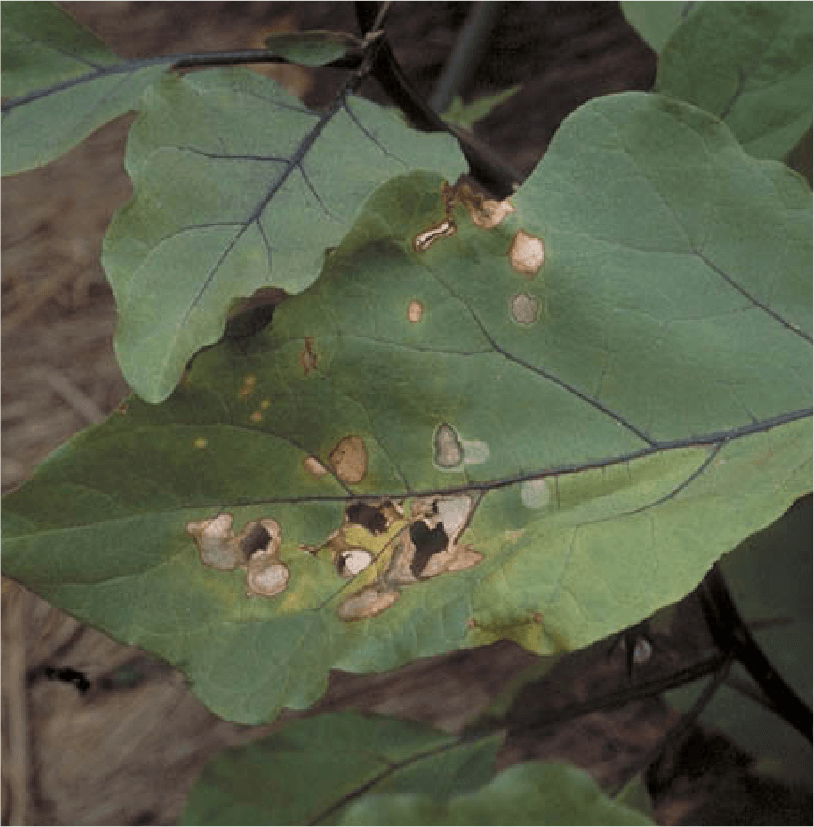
337,760,652,825
102,68,467,403
1,2,167,175
667,495,812,784
441,86,522,130
264,30,362,67
3,92,811,724
656,2,813,160
621,1,700,53
181,712,504,825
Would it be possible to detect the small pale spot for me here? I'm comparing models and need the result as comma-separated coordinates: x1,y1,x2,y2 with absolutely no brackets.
304,456,328,479
469,198,515,230
260,399,271,409
521,479,550,509
509,230,544,278
434,423,463,469
338,586,399,621
246,558,289,598
510,292,540,325
407,300,424,323
435,496,472,542
250,411,263,423
116,402,129,416
329,435,368,484
461,439,490,465
193,437,208,450
337,548,373,577
239,374,258,399
186,513,240,570
633,637,653,664
532,612,544,624
413,219,456,253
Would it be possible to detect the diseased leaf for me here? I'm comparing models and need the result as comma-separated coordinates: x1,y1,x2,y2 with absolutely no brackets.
656,2,813,160
102,68,467,403
264,30,362,67
1,2,167,175
337,761,653,825
3,92,811,724
181,712,504,825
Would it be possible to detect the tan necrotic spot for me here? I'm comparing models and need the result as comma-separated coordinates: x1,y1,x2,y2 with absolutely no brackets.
510,292,540,325
304,456,328,479
433,423,463,468
239,374,257,399
520,478,550,509
186,512,239,570
329,435,368,484
413,218,456,253
249,411,263,423
407,300,424,323
509,230,544,278
338,586,399,621
300,337,318,375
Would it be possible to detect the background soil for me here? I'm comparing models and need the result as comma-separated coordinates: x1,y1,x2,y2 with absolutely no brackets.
2,3,810,825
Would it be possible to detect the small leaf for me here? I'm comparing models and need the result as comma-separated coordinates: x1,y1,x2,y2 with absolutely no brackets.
264,30,362,67
102,68,466,402
337,760,653,825
1,2,167,175
656,2,813,160
181,712,504,825
3,93,811,724
441,85,522,130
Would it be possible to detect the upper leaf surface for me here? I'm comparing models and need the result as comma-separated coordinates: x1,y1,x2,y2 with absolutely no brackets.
181,711,503,825
3,92,811,724
337,761,652,825
621,1,700,54
1,2,167,175
655,2,813,160
264,30,362,67
102,68,467,403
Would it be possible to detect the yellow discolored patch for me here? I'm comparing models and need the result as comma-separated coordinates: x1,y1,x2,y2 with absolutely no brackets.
303,455,328,479
509,230,545,278
260,399,271,409
329,435,369,484
510,292,540,325
193,437,208,450
407,300,424,323
299,337,318,375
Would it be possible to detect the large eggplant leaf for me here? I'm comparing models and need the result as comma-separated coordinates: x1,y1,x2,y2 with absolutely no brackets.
102,68,467,403
655,2,813,161
182,711,649,825
181,712,504,825
1,2,168,175
3,92,811,724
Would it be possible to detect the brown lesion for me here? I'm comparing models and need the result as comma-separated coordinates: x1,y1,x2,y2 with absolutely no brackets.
328,435,368,484
337,495,483,622
185,513,289,598
509,229,545,278
299,337,318,375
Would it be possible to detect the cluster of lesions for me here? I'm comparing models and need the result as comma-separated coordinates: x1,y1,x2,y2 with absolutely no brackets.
305,493,484,621
410,178,546,328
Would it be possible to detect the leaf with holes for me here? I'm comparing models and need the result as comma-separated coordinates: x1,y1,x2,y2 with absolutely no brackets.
102,68,466,403
3,92,811,724
1,2,168,175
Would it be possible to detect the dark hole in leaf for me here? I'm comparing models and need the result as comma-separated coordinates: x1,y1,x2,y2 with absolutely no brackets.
42,665,91,695
346,502,388,534
241,522,272,560
409,520,448,578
